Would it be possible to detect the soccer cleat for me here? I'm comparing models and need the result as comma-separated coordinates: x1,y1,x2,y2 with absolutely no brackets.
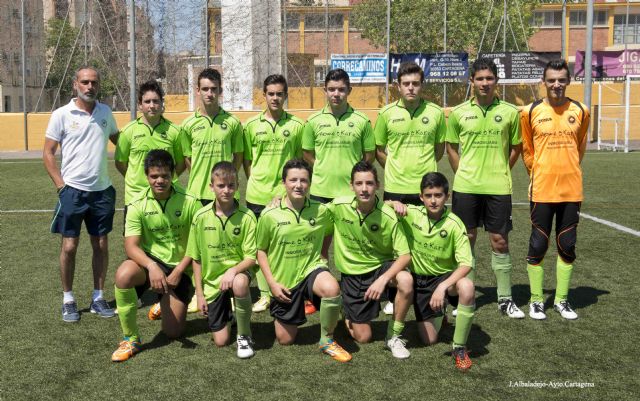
236,335,255,359
319,338,352,363
554,301,578,320
452,347,472,372
383,301,394,315
147,302,162,320
187,296,199,313
111,339,142,362
62,301,80,322
385,335,410,359
304,300,317,315
529,302,547,320
498,298,525,319
252,296,270,313
90,298,115,318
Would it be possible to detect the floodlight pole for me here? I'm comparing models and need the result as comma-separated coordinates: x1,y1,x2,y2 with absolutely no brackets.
204,1,210,68
129,0,136,119
561,0,567,60
385,0,390,104
21,0,28,150
584,0,594,141
443,0,447,107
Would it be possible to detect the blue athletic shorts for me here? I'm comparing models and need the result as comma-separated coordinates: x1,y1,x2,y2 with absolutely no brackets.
50,185,116,237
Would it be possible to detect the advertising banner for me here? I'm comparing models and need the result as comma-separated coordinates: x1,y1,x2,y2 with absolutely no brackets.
389,53,469,83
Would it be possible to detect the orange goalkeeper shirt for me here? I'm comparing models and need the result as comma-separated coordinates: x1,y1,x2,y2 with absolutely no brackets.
520,98,589,203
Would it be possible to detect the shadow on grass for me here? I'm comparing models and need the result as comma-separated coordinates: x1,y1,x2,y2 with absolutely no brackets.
542,286,610,311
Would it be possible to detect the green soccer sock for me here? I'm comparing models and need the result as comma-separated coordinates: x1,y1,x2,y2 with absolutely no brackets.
527,260,545,303
555,256,574,304
234,296,252,337
256,269,270,299
114,286,140,342
319,296,342,344
452,304,475,348
386,320,405,339
466,255,477,283
491,252,513,300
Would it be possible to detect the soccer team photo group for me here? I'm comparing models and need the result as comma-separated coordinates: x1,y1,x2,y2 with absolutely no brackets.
40,57,590,373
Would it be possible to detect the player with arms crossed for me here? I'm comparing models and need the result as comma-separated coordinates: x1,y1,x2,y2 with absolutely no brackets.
520,59,589,320
188,162,257,358
111,150,200,362
391,172,476,371
182,68,243,205
327,161,413,359
256,159,351,362
243,74,304,313
446,57,524,318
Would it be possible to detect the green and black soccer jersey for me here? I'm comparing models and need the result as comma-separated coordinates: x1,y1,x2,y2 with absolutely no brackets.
326,196,410,275
446,98,521,195
181,109,243,200
115,117,184,204
256,198,332,290
374,100,446,194
185,201,257,303
400,206,472,276
244,111,304,205
301,105,375,199
124,185,201,266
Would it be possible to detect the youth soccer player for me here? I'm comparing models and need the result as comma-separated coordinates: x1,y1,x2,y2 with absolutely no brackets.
111,150,201,362
256,159,351,362
327,161,413,359
520,59,589,320
188,162,257,358
243,74,304,313
302,68,376,203
182,68,243,204
445,58,524,318
391,172,476,371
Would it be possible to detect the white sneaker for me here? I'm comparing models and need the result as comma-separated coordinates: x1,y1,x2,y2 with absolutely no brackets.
383,301,394,315
528,302,547,320
554,301,578,320
252,296,270,313
236,335,255,359
385,335,410,359
187,296,199,313
498,298,525,319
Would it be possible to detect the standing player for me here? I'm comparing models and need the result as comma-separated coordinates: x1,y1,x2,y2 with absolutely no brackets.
445,58,524,318
256,159,351,363
182,68,243,204
520,59,589,320
243,74,304,313
302,68,376,203
43,66,118,322
327,161,413,359
188,162,257,358
111,150,201,362
392,172,476,371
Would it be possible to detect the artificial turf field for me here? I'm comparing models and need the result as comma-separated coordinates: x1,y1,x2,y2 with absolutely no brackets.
1,152,638,401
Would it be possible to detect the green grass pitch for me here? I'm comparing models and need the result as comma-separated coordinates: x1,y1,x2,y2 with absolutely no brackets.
1,152,638,400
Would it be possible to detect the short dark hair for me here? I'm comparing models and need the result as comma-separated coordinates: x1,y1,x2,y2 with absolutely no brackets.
73,65,100,81
470,57,498,79
211,161,238,182
350,161,379,184
397,62,424,83
263,74,288,94
198,68,222,88
420,172,449,194
543,59,571,83
325,68,351,88
144,149,175,175
138,80,164,103
282,158,312,182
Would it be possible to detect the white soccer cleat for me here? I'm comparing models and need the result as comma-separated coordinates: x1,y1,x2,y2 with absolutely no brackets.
528,302,547,320
554,301,578,320
385,335,410,359
236,335,255,359
498,298,525,319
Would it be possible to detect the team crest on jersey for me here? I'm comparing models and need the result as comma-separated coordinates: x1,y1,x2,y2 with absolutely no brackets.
175,210,182,217
494,115,502,123
370,224,379,232
421,117,429,125
309,218,316,226
160,132,167,139
221,122,228,130
348,122,355,128
439,229,447,238
568,116,576,124
101,119,107,127
233,227,241,235
282,130,291,137
70,121,80,130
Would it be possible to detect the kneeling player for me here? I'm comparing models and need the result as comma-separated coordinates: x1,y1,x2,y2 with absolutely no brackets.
188,162,257,358
327,161,412,359
111,150,200,362
256,159,351,362
393,173,475,371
